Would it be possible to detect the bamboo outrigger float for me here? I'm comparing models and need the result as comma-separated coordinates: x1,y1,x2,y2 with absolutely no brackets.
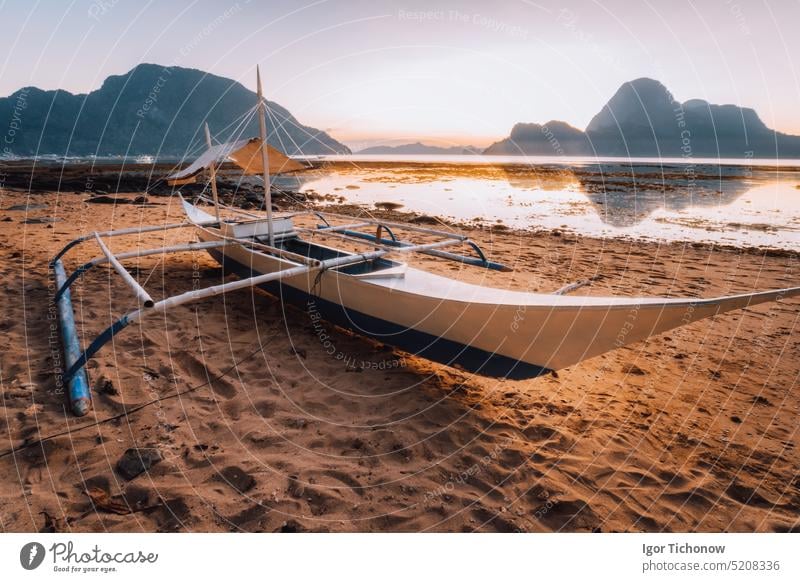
51,68,800,416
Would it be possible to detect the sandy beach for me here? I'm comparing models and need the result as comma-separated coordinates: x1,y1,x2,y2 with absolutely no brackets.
1,172,799,533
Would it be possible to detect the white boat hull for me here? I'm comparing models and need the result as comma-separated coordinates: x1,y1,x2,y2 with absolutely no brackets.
187,204,800,378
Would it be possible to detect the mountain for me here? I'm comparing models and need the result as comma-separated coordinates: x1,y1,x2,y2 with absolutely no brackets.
356,142,480,155
482,121,591,155
485,78,800,158
0,64,350,158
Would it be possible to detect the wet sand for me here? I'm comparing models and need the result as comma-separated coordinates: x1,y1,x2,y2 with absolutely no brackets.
1,185,799,533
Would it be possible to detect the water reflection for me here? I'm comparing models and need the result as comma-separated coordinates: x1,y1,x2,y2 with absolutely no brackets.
499,164,756,228
290,161,800,250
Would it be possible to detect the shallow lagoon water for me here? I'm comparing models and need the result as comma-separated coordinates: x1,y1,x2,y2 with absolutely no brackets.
285,159,800,250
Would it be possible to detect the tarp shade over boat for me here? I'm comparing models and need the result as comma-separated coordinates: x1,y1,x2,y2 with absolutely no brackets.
165,138,305,185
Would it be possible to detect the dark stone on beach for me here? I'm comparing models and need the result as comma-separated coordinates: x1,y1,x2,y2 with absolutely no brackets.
86,194,149,205
244,191,263,204
23,216,62,224
375,201,403,211
6,204,47,211
87,195,127,204
276,519,307,533
409,214,439,225
622,363,647,375
116,448,162,480
1,217,12,222
216,466,256,494
730,415,742,424
95,376,118,396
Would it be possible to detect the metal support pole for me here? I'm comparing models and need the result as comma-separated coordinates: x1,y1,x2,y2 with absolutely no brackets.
52,221,217,264
94,233,155,308
204,122,223,224
54,240,230,301
256,65,275,247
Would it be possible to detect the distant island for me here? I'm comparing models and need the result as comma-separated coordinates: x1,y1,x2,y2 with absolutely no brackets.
356,142,480,155
484,78,800,158
0,64,350,158
358,78,800,159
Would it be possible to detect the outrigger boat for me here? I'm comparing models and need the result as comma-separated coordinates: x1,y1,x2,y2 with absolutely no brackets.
52,68,800,416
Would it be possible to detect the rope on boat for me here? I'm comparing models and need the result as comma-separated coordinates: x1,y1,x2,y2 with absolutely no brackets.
310,268,325,299
142,104,261,196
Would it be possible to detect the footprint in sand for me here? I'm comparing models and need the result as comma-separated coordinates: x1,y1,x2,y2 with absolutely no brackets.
322,469,365,497
534,498,600,532
173,352,238,399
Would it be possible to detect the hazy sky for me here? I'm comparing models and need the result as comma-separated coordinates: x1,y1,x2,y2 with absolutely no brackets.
1,0,798,148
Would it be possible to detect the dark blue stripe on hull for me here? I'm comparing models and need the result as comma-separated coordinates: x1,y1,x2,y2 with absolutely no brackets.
208,250,549,380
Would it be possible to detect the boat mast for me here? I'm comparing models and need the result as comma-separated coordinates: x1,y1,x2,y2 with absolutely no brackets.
256,65,275,246
203,122,222,224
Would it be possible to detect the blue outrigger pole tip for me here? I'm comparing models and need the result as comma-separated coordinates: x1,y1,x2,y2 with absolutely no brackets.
53,259,92,416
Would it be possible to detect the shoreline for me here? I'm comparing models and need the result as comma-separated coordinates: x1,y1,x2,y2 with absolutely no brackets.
3,158,800,255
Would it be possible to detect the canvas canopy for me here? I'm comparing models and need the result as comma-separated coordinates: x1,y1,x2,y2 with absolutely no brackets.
165,137,305,185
